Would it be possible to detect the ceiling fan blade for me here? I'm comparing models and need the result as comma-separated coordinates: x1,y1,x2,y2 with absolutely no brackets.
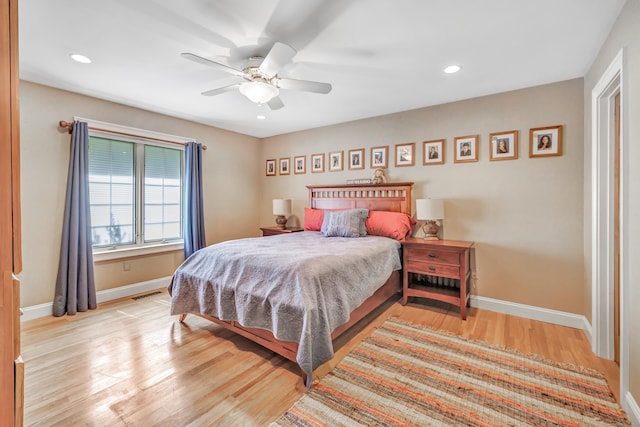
277,78,332,94
181,52,245,77
259,42,297,76
267,96,284,110
201,83,240,97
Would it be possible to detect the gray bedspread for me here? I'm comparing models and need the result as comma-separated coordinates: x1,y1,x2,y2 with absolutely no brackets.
168,231,401,387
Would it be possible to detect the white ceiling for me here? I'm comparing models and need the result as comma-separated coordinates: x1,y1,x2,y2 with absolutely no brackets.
19,0,625,138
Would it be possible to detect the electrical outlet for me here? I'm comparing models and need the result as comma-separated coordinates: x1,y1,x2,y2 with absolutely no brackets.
471,274,478,289
123,261,131,271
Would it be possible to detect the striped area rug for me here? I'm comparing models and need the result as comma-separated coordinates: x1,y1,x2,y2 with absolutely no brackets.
272,317,629,426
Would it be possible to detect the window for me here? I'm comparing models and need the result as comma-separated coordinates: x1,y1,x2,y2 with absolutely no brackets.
88,134,184,250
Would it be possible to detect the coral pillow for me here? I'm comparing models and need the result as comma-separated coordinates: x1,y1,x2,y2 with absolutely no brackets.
303,208,324,231
365,211,416,241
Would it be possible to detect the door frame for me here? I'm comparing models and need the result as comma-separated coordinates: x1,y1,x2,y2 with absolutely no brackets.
590,48,628,395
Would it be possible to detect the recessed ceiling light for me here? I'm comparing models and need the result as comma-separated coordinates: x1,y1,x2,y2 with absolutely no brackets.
444,65,461,74
257,115,266,120
70,53,92,64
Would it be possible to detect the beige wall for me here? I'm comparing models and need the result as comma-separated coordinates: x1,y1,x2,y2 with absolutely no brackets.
261,79,585,315
584,0,640,408
19,82,261,307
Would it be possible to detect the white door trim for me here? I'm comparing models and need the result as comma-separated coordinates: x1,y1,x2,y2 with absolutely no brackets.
590,48,628,396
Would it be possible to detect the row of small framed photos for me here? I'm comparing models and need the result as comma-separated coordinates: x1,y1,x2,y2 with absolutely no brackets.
266,125,562,176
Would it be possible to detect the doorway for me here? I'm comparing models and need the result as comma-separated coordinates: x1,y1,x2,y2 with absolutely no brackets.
591,49,626,395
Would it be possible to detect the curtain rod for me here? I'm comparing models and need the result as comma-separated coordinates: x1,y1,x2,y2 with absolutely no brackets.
58,120,207,150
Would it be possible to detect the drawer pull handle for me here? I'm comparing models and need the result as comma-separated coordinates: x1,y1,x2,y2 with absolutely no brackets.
428,266,436,272
428,253,437,258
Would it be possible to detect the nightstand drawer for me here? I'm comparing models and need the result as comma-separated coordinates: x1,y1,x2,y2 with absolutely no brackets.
405,259,460,279
404,247,460,266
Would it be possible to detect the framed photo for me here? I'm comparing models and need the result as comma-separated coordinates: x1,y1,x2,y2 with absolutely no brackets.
348,148,365,170
294,155,306,174
454,135,479,163
311,153,324,173
530,125,563,157
423,139,445,165
266,159,276,176
489,130,518,161
370,146,388,169
279,157,290,175
395,142,415,167
329,151,343,172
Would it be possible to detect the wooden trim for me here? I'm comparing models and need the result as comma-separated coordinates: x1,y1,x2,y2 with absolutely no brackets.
14,355,23,427
12,276,19,358
9,0,19,274
1,1,21,424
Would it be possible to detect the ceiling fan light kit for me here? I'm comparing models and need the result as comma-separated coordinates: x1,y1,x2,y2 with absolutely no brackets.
239,80,279,104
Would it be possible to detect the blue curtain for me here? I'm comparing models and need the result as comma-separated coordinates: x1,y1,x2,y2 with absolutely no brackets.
53,121,97,316
184,141,206,258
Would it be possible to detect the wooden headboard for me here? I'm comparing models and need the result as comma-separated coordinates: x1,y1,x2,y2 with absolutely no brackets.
307,182,413,214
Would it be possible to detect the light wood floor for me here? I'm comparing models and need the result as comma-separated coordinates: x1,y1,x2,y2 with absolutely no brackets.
21,290,620,426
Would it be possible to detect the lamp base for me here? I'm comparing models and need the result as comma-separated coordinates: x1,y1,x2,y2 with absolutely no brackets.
421,220,440,240
275,215,287,229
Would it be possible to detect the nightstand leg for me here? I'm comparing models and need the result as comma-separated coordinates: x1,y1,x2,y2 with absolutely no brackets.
401,269,408,305
460,272,470,320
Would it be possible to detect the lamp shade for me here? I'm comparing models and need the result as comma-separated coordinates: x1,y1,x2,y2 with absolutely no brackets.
239,81,279,104
415,199,444,220
272,199,292,216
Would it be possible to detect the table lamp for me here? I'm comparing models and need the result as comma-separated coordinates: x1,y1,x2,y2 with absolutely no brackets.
415,198,444,240
272,199,292,229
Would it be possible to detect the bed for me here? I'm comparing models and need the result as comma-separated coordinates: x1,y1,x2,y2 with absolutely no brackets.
169,182,414,387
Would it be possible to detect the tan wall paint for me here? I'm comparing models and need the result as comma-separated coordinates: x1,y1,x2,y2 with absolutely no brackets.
19,82,261,307
93,251,184,291
261,79,584,315
584,0,640,407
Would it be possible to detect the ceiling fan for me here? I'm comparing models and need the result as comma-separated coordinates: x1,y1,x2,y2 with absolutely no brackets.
182,42,332,110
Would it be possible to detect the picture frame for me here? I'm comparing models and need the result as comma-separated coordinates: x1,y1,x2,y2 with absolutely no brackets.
279,157,290,175
395,142,415,167
454,135,479,163
370,146,388,169
489,130,518,161
530,125,563,157
348,148,365,170
266,159,276,176
311,153,324,173
423,139,445,165
329,150,344,172
294,155,306,174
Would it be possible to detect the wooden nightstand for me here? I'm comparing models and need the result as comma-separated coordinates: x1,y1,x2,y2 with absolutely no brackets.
260,227,304,237
402,238,474,319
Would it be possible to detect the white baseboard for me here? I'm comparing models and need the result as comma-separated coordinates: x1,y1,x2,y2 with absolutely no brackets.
470,295,590,332
21,276,172,322
625,391,640,426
